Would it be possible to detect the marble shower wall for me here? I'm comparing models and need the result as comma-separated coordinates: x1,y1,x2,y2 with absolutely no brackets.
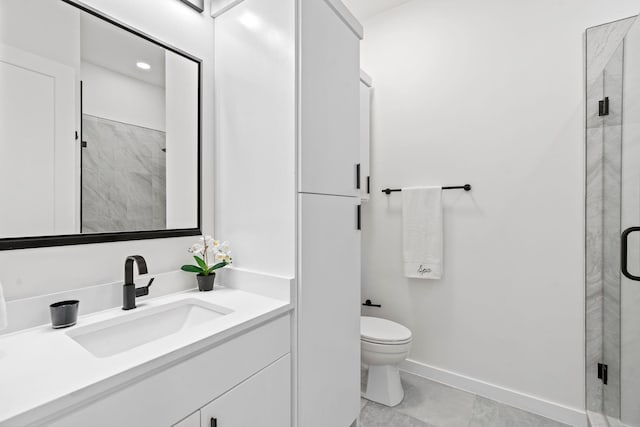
585,16,636,420
602,43,623,420
82,115,166,233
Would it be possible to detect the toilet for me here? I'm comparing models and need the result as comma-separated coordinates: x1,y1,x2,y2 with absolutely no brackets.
361,316,412,407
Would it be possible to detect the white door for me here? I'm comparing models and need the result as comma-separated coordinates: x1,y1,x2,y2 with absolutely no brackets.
200,355,291,427
0,44,77,237
299,0,360,197
298,193,361,427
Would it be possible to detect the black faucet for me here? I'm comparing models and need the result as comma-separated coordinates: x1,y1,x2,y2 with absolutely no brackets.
123,255,154,310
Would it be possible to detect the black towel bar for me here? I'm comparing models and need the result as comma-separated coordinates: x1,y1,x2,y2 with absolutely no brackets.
382,184,471,195
362,299,381,308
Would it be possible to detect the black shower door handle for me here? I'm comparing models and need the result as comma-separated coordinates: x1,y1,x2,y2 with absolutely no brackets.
621,227,640,281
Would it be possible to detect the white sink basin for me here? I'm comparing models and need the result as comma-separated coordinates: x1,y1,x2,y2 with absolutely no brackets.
67,298,232,358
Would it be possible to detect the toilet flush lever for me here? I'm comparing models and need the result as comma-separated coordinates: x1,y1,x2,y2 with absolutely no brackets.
362,299,381,308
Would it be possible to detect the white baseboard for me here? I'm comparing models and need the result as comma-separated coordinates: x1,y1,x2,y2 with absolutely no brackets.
400,359,588,427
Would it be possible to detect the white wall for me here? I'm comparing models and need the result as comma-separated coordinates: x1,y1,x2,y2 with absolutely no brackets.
81,61,166,131
0,0,214,301
360,0,640,417
213,0,296,278
0,0,80,70
166,51,199,229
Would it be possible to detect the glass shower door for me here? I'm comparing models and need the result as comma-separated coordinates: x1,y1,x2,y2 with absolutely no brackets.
586,14,640,427
619,18,640,427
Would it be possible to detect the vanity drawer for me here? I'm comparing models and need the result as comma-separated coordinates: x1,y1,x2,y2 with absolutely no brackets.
199,354,291,427
44,314,291,427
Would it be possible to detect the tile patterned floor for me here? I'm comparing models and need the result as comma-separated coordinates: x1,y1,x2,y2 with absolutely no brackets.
359,372,572,427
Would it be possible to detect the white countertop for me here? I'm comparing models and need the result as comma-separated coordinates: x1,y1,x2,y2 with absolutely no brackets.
0,287,292,426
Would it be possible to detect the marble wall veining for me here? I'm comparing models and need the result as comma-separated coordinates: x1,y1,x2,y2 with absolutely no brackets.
603,42,625,418
81,115,166,233
602,42,623,420
585,15,636,421
586,18,636,89
585,68,605,415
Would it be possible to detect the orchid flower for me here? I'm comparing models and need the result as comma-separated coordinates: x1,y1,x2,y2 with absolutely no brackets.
181,236,233,276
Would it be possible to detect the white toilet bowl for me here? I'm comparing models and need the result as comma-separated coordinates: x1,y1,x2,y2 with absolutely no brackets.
361,316,412,407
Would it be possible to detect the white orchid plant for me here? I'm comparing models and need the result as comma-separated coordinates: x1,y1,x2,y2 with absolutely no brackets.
181,236,232,276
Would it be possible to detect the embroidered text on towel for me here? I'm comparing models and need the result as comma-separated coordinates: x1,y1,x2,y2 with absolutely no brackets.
418,265,432,274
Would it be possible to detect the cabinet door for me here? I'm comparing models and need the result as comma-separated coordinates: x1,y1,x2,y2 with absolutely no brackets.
173,411,200,427
359,80,371,201
300,0,360,197
299,193,361,427
200,355,291,427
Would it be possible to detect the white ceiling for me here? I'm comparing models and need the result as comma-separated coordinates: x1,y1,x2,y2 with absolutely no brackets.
341,0,414,21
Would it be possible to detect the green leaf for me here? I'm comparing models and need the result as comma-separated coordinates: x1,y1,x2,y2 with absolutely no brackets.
194,256,208,271
181,265,203,273
207,261,228,273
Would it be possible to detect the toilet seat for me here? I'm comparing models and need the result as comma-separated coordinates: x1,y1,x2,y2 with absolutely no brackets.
361,336,412,345
361,316,412,345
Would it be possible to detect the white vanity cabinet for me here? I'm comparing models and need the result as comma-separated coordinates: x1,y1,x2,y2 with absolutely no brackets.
173,355,291,427
46,315,291,427
199,355,291,427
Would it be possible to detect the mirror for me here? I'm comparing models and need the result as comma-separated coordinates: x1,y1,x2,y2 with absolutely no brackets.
0,0,201,249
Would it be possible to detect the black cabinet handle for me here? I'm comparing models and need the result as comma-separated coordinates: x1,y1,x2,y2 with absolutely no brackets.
357,204,361,230
622,227,640,281
211,418,217,427
599,97,610,116
356,164,361,189
367,176,370,194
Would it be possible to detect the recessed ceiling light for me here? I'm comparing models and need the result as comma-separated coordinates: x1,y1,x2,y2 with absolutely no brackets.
136,62,151,70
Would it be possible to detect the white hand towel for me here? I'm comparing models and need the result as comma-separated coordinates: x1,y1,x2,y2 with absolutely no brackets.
402,186,443,279
0,281,7,331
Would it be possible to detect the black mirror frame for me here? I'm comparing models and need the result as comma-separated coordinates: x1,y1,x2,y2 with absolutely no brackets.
0,0,203,251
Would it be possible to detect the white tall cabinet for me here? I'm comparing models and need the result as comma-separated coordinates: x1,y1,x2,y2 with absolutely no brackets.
299,0,360,196
298,2,361,425
298,194,360,426
213,0,363,426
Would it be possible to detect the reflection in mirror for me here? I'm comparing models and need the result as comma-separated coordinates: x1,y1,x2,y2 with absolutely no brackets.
0,0,200,245
80,12,169,233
